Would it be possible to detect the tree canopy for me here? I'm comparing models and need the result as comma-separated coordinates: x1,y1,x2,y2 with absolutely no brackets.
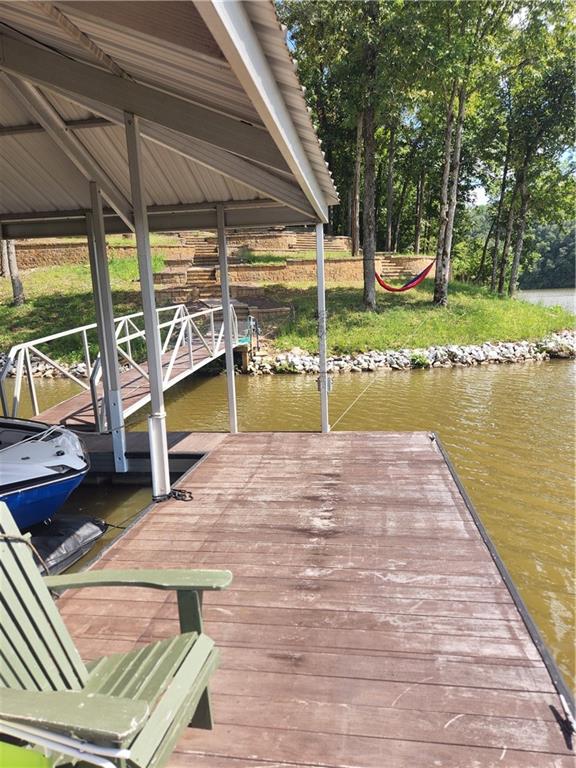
278,0,575,306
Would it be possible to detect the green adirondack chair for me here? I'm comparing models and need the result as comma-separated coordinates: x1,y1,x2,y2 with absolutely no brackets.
0,501,232,768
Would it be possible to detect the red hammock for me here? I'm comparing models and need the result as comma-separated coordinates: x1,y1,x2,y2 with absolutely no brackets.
375,259,436,292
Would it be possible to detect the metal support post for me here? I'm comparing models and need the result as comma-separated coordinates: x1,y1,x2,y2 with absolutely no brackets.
216,205,238,434
315,222,330,433
124,112,171,499
87,184,128,471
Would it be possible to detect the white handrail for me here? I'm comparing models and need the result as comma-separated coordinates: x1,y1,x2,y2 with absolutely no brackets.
0,303,247,423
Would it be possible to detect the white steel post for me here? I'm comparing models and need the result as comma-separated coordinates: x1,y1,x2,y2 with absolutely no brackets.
216,205,238,433
124,112,171,499
315,222,330,433
88,184,128,471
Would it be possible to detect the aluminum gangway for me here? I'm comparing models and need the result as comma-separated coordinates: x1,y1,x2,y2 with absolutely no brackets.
0,303,249,430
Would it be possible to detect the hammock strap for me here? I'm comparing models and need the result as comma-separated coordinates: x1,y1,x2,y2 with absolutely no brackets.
375,259,436,292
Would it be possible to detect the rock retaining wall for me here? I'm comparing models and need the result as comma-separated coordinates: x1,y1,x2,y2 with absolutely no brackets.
248,331,576,375
222,255,434,285
1,331,573,380
13,243,192,269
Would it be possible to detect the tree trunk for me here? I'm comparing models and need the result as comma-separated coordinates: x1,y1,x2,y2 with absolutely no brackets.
422,184,432,253
385,124,395,252
7,240,25,306
508,160,530,296
362,105,377,311
475,216,496,282
351,112,363,258
497,180,519,295
393,173,410,253
490,128,512,291
1,238,9,278
436,84,467,305
433,80,457,306
414,170,425,255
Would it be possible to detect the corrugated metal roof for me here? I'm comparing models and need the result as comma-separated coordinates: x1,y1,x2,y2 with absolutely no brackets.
0,0,338,236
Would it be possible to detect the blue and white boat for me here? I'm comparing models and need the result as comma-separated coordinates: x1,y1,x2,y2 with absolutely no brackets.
0,418,89,530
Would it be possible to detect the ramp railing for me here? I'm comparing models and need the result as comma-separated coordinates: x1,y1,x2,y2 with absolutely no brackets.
0,303,245,423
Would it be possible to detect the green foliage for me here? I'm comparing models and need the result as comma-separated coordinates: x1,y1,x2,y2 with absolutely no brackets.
279,0,575,300
520,225,576,289
410,351,431,369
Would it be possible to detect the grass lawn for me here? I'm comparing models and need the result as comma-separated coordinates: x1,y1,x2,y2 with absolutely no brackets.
1,266,573,361
0,254,164,360
264,279,575,354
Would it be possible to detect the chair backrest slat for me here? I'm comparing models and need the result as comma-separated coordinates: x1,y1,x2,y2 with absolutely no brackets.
0,624,38,689
0,503,87,691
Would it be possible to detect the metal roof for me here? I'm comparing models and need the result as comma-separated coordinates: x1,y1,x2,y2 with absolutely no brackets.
0,1,338,238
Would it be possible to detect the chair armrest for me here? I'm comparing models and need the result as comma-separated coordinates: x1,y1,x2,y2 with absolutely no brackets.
45,568,233,594
0,689,149,745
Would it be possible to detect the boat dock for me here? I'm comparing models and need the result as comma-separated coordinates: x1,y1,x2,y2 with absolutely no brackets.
55,431,573,767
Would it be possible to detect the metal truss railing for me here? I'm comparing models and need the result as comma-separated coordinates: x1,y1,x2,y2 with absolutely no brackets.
0,303,244,424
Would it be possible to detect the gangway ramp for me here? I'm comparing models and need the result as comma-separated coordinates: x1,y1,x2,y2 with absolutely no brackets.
0,303,249,430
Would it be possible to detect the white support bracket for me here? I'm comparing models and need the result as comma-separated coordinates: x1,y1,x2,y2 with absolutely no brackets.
124,111,170,500
2,74,134,230
87,183,128,472
315,222,330,433
217,205,239,434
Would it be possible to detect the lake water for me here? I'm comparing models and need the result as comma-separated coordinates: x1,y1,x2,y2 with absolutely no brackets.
9,357,576,690
518,287,576,313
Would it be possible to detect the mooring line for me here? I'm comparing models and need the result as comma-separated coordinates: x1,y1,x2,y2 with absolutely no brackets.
330,373,381,430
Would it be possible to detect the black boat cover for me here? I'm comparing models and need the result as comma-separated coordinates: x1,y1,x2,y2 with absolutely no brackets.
30,516,107,574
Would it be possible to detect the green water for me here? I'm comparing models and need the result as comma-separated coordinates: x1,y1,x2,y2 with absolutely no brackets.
11,360,576,688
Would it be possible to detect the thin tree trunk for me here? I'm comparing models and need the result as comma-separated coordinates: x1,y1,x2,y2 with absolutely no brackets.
414,170,425,255
497,180,519,295
436,84,467,305
351,112,363,258
393,174,410,253
433,80,457,305
475,217,496,282
1,238,9,278
490,128,512,291
508,160,530,296
385,124,395,252
7,240,25,306
422,184,432,253
362,105,377,311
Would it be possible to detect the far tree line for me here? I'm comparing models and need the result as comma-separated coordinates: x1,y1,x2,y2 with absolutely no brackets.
278,0,575,308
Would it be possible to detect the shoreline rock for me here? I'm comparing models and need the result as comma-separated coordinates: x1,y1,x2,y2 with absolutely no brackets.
247,330,576,376
1,330,574,379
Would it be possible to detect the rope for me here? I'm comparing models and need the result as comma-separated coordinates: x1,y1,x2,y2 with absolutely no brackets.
330,374,381,430
0,532,51,574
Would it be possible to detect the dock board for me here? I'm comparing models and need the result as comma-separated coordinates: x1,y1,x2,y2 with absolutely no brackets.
56,432,573,767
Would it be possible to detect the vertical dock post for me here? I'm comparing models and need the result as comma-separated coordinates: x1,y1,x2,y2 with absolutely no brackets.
87,184,127,472
315,222,330,433
217,205,238,434
124,112,171,499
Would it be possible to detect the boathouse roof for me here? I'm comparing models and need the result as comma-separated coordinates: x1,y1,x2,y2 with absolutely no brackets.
0,0,338,238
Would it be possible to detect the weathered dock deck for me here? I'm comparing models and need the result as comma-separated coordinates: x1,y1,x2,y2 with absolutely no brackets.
56,432,573,767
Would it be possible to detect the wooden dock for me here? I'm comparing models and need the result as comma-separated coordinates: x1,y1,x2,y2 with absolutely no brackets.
56,432,573,767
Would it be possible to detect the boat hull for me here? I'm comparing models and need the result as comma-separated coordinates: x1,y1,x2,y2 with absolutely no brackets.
0,471,88,530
